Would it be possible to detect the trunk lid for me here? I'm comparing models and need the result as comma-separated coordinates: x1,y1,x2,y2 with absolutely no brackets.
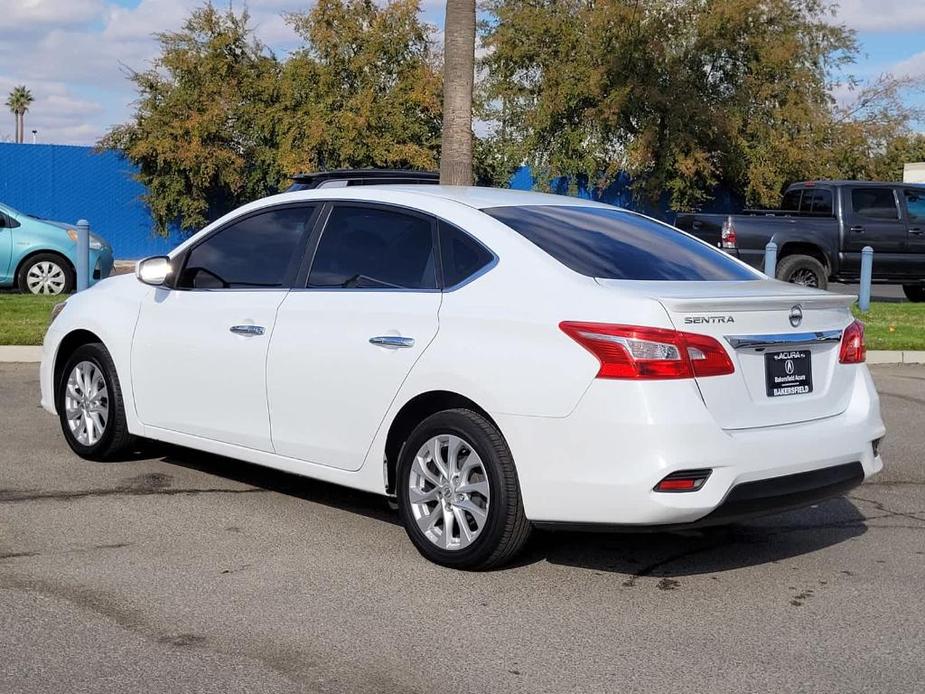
596,279,856,429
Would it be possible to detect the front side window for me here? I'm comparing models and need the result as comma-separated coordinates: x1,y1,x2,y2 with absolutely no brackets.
484,205,759,281
851,188,899,220
308,206,437,289
904,189,925,224
178,206,313,289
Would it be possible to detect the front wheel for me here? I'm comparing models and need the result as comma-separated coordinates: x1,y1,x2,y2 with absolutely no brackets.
903,284,925,302
18,253,75,295
397,409,531,569
57,343,135,461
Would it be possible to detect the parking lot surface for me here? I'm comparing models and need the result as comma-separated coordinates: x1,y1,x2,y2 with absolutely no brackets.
1,363,923,693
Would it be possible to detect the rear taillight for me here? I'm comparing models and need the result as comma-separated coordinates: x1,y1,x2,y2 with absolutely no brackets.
721,217,737,249
559,322,735,380
839,320,866,364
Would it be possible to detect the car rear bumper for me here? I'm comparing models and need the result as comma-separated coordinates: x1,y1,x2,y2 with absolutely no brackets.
533,461,865,532
498,365,884,526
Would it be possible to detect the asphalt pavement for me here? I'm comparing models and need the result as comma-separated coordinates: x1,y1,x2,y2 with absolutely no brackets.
1,363,923,693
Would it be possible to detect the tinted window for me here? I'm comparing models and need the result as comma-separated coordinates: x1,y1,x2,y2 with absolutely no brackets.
484,205,758,281
904,189,925,224
308,206,437,289
802,189,833,215
781,189,802,212
851,188,898,220
440,222,494,287
179,206,313,289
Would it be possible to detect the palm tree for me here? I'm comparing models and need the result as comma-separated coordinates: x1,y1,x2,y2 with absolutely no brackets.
6,86,34,144
439,0,476,186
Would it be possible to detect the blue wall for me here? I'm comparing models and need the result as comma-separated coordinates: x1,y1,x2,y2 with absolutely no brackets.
1,143,742,259
0,142,183,259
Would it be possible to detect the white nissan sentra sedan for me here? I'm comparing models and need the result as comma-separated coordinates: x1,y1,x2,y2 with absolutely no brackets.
40,186,885,568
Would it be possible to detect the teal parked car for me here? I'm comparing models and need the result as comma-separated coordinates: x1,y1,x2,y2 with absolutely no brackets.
0,202,113,294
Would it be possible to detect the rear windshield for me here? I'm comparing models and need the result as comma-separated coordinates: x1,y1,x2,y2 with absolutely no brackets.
483,205,759,281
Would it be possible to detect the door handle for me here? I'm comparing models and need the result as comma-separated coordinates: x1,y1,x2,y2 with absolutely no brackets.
369,335,415,348
229,324,265,336
849,225,865,233
910,227,923,235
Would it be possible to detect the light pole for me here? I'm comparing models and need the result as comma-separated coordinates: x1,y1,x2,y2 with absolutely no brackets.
31,129,37,144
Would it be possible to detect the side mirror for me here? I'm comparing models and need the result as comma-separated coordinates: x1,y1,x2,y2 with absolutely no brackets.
136,256,173,286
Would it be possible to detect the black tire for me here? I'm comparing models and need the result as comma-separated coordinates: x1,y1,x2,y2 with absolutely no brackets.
56,343,135,461
776,254,828,290
17,252,76,295
903,284,925,302
397,409,531,569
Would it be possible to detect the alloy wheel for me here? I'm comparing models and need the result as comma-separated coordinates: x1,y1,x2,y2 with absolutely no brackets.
408,434,491,550
789,268,819,287
64,361,109,446
26,261,67,294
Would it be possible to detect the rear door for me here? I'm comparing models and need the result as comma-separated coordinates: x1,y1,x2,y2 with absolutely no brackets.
650,281,856,429
843,186,907,276
267,203,441,471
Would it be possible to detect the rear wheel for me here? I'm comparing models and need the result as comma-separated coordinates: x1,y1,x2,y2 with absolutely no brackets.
903,284,925,302
776,254,828,290
18,253,75,295
57,343,135,461
397,409,530,569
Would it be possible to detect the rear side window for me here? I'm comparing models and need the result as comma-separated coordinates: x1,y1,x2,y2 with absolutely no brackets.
178,206,314,289
484,205,758,281
802,189,833,215
308,206,437,289
851,188,899,220
439,222,494,287
781,189,802,212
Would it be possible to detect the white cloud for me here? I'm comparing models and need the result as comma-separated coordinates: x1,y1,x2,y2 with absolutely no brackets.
834,0,925,32
893,51,925,80
0,0,104,30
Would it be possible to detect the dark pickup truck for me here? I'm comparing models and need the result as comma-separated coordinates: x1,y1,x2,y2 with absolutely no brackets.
675,181,925,301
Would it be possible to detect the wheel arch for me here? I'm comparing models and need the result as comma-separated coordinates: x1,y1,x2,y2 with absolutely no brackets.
383,390,500,495
776,241,831,276
53,329,105,404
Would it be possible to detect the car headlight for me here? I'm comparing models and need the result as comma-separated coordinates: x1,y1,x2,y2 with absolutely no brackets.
66,229,105,250
50,300,67,325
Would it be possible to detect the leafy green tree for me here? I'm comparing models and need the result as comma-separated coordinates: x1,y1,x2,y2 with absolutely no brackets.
102,3,281,234
479,0,920,210
6,85,34,144
276,0,442,177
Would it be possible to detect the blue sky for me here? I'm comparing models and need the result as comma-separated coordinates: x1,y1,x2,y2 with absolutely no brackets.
0,0,922,145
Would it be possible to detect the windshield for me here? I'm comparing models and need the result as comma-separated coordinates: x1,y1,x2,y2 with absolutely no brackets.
483,205,760,281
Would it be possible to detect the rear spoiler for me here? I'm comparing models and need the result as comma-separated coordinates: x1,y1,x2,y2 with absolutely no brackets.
658,293,856,313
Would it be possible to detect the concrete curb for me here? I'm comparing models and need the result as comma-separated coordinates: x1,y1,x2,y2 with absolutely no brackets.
0,345,922,364
0,346,43,362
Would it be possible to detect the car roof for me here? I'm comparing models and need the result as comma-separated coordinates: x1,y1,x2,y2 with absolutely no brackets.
290,169,439,184
276,185,615,210
789,180,925,188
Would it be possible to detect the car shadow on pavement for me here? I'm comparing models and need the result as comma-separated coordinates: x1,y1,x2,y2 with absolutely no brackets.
156,444,401,528
524,497,868,578
149,443,866,577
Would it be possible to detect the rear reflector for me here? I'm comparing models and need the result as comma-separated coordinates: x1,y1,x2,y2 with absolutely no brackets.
560,322,735,380
839,320,866,364
655,469,712,493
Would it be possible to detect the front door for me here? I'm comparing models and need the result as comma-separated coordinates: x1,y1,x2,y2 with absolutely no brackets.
131,204,316,451
843,186,907,276
268,203,441,471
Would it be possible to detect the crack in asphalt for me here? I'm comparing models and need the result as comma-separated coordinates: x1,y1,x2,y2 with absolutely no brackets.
848,494,925,525
0,486,270,504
